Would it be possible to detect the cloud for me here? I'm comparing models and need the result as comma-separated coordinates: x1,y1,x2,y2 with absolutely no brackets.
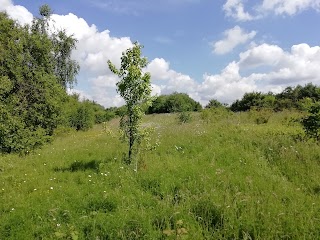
199,62,257,104
146,58,200,101
47,13,134,107
260,0,320,16
200,42,320,105
212,26,256,55
223,0,320,21
0,0,33,25
223,0,254,21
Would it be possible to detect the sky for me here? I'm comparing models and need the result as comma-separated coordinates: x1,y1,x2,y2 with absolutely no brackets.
1,0,320,107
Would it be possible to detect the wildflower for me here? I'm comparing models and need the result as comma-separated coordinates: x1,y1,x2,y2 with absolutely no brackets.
88,175,91,178
57,224,61,227
50,187,53,190
11,208,15,211
34,189,37,191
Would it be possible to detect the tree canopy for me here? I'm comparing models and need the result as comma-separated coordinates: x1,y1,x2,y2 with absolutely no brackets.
0,6,81,153
230,83,320,112
148,92,202,114
108,42,152,164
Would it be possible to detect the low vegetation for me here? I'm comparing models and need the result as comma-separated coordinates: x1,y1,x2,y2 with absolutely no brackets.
1,110,319,239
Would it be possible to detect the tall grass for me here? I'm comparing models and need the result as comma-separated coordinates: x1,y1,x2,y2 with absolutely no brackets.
0,110,319,239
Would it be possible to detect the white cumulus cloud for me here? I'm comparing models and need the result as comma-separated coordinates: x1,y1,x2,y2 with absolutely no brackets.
146,58,201,102
47,13,134,107
212,26,256,55
0,0,33,25
200,42,320,105
223,0,254,21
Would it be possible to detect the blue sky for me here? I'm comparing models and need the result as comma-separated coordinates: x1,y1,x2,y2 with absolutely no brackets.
2,0,320,107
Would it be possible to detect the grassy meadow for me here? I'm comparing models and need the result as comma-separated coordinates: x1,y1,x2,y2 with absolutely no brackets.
0,109,320,239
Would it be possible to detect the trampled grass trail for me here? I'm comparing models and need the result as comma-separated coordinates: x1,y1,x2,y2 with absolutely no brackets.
1,110,320,239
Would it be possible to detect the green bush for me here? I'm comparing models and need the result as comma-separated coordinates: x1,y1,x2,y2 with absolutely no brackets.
0,9,79,154
148,92,202,114
301,103,320,140
177,111,192,124
69,101,94,131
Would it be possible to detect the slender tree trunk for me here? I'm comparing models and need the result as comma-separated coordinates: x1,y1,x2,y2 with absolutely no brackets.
128,107,134,164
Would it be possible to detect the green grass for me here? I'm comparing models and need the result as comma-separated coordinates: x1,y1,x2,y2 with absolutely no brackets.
1,110,320,239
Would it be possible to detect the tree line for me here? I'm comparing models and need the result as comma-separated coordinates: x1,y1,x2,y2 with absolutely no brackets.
230,83,320,112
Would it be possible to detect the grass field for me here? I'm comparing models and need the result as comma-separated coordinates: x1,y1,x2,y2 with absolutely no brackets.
1,109,320,239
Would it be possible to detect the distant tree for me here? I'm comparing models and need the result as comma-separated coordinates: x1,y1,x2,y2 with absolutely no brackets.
148,92,202,114
205,99,224,109
148,95,167,114
108,42,152,164
230,92,265,112
69,100,95,131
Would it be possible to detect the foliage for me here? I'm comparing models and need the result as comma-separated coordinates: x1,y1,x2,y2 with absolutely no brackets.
0,5,80,153
200,107,232,124
205,98,225,109
177,111,192,124
31,5,80,89
108,42,152,164
51,30,80,89
230,92,275,112
69,100,95,131
230,83,320,112
148,92,202,114
0,12,66,153
250,108,273,125
301,103,320,140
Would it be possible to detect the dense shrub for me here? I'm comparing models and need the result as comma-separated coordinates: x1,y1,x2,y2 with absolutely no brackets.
177,111,192,124
205,99,225,109
148,92,202,114
0,13,68,153
301,103,320,140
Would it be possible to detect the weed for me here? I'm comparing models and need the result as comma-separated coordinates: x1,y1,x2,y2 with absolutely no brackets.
177,111,192,124
191,200,224,232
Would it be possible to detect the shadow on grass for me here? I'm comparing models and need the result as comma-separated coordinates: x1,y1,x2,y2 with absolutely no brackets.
53,160,100,173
